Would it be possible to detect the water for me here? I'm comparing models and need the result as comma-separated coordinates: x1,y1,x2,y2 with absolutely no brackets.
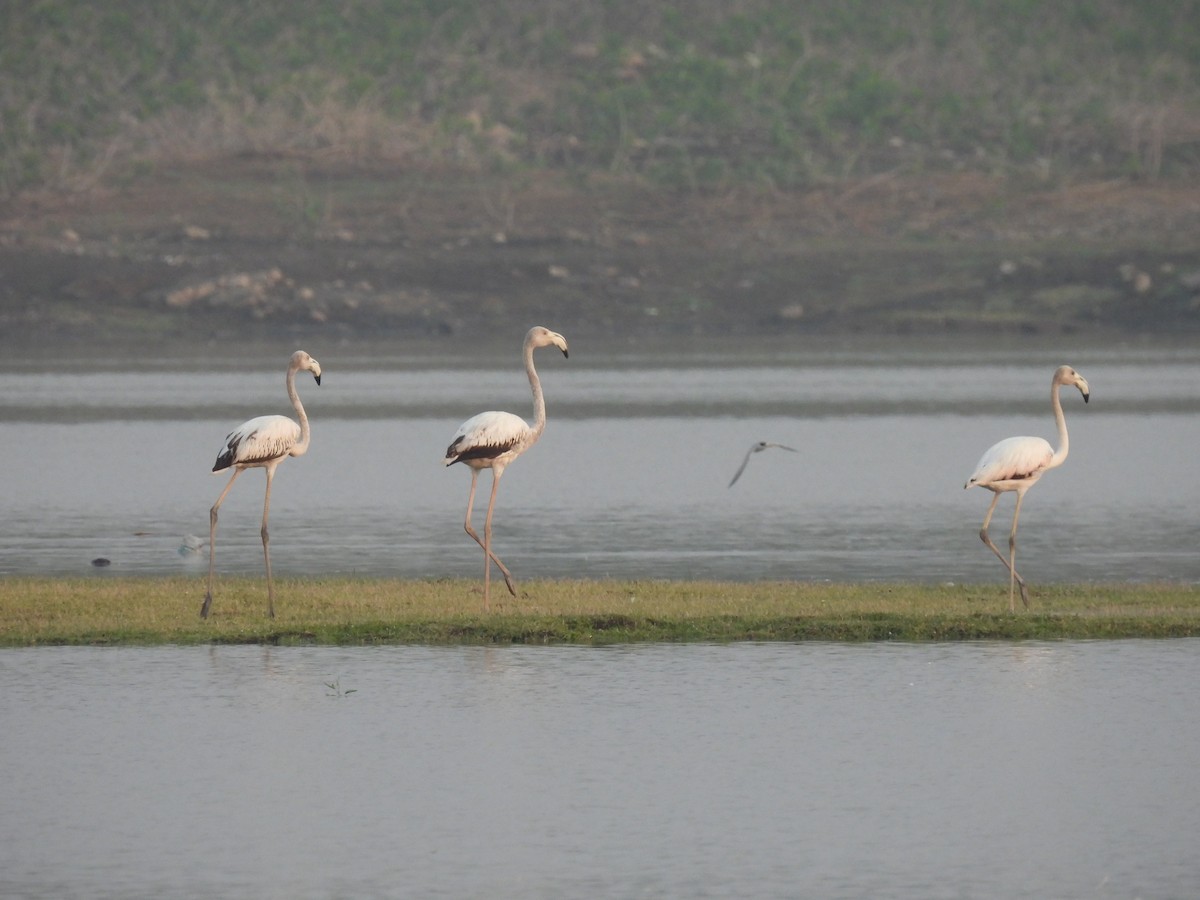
1,641,1198,898
3,338,1198,896
0,336,1197,585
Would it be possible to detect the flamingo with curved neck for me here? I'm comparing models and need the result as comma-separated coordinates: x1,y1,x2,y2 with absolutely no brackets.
965,365,1090,611
443,326,569,609
202,349,322,619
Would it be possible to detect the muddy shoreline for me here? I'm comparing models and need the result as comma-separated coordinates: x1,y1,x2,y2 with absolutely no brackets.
2,163,1198,347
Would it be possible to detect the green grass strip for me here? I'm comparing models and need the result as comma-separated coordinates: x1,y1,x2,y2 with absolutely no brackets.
2,577,1199,646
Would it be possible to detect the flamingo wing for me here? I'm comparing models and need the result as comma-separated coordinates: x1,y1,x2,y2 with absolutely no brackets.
213,415,300,471
444,411,530,465
965,435,1054,488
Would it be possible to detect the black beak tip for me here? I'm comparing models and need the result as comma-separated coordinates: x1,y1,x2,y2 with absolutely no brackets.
315,374,322,386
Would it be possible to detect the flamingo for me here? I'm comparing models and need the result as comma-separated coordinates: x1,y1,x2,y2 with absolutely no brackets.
201,350,322,619
443,326,569,609
964,365,1089,611
727,441,798,487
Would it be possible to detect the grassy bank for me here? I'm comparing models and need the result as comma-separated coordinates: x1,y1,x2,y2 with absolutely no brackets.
2,577,1199,646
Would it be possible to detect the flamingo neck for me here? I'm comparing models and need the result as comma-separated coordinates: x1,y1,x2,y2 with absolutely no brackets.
287,365,312,457
1048,381,1069,469
525,339,547,442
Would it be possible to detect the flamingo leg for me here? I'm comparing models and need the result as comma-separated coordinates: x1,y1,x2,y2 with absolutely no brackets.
462,469,517,598
202,468,242,618
1008,492,1031,611
261,465,277,619
480,472,508,611
978,491,1029,612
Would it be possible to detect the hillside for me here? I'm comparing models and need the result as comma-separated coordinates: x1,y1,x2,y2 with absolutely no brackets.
1,1,1199,342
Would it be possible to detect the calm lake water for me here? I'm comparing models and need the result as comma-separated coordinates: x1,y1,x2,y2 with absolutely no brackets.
3,337,1199,897
0,335,1196,587
2,640,1199,898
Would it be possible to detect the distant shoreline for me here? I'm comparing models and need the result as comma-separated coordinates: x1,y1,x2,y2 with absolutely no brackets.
2,164,1199,345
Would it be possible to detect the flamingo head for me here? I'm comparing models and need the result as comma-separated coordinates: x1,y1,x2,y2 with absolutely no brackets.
1053,365,1088,403
527,326,569,359
291,350,322,386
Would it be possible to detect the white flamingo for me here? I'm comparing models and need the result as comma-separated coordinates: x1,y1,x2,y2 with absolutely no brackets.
201,350,322,619
964,365,1089,611
443,326,569,609
727,441,798,487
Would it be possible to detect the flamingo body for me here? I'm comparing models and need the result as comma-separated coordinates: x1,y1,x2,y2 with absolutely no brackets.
444,410,531,469
214,415,304,471
965,365,1089,611
965,435,1053,491
201,350,322,619
445,326,568,609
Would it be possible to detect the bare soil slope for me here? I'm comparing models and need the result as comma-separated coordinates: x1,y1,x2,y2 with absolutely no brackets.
2,161,1198,346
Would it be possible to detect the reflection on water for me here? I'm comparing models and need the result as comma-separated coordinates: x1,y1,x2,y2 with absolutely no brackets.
2,641,1198,898
0,338,1197,584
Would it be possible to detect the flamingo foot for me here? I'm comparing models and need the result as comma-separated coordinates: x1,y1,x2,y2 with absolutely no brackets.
200,592,213,619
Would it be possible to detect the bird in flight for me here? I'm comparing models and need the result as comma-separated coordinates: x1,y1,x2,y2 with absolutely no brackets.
728,441,798,487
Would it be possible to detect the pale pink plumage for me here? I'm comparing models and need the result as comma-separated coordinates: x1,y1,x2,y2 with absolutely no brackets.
444,410,532,471
444,326,568,609
965,365,1089,611
214,415,303,472
202,350,322,620
964,435,1054,491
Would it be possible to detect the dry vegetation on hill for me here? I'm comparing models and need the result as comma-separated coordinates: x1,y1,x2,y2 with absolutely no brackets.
2,1,1199,341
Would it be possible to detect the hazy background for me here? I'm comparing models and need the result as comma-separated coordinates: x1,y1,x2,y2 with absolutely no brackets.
0,0,1198,345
